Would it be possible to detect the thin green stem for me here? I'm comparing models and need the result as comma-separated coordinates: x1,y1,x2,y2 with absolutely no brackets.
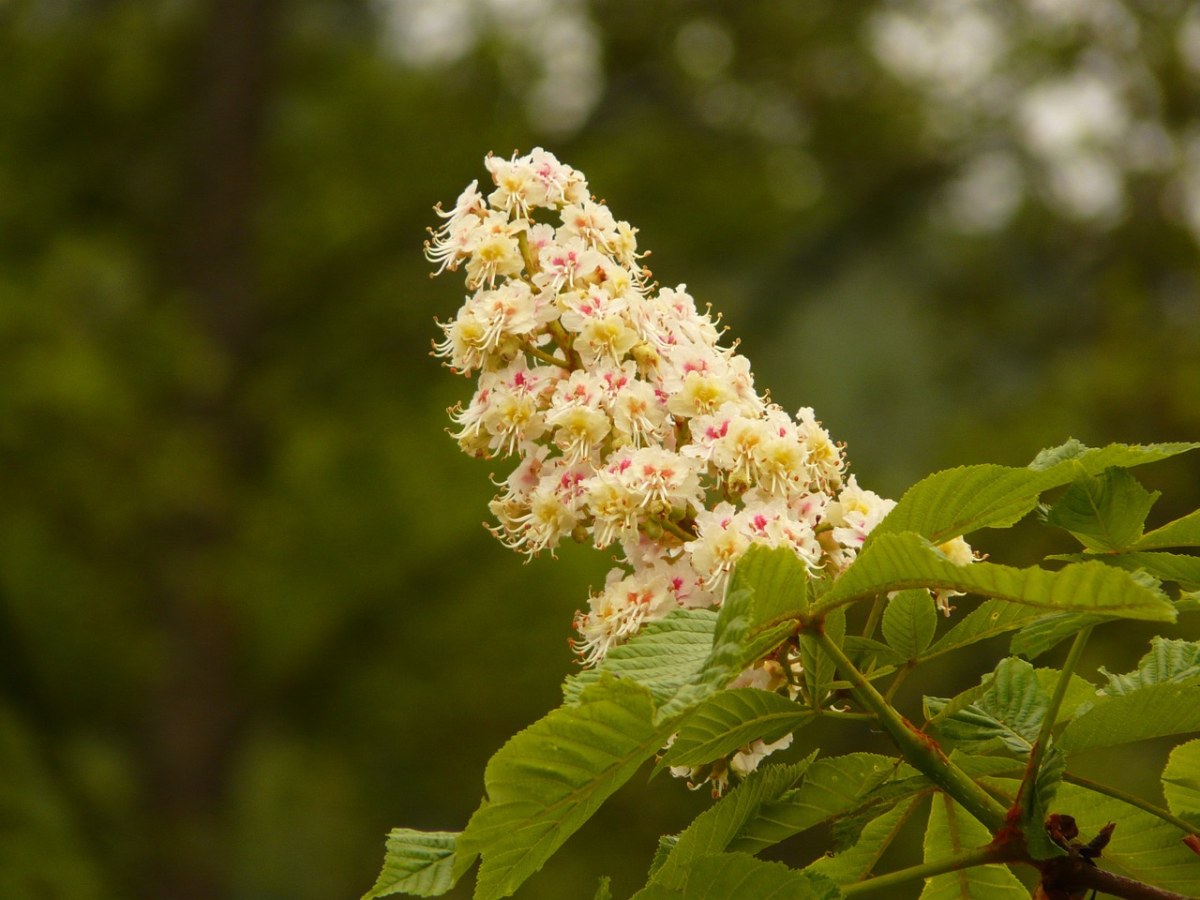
841,843,1012,897
1028,624,1093,784
525,345,572,368
656,517,696,543
860,595,885,640
1063,772,1200,837
816,628,1009,833
882,664,911,704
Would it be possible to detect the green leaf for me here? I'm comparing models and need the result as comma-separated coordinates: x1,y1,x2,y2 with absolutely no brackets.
1162,739,1200,826
1043,467,1159,552
920,795,1027,899
593,876,612,900
807,795,923,885
817,532,1176,622
676,853,841,899
882,589,938,659
1058,683,1200,752
1096,551,1200,590
1032,669,1095,724
1100,637,1200,695
1136,509,1200,550
799,607,846,708
843,636,906,671
729,753,901,856
650,758,815,890
562,609,717,708
926,600,1045,659
1010,612,1112,660
728,544,811,628
931,658,1048,754
1053,782,1200,894
829,769,930,851
460,676,674,899
363,830,459,899
660,689,815,769
871,441,1197,545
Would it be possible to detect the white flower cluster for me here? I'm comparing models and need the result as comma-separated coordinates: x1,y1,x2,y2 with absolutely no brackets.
428,149,905,667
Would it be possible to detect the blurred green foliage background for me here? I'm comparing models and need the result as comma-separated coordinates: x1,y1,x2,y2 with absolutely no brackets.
1,1,1198,897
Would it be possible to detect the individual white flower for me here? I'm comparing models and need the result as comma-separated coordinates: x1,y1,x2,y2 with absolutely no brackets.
559,199,620,251
730,733,794,778
826,475,897,555
931,535,978,615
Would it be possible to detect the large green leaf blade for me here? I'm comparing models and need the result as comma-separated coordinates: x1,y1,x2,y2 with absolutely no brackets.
727,544,811,628
660,690,814,769
870,441,1197,545
562,609,717,708
460,676,673,899
678,853,841,899
1058,683,1200,752
1162,739,1200,828
363,830,459,899
930,658,1048,754
1136,509,1200,550
1043,467,1159,552
650,758,815,890
807,795,923,885
817,533,1176,622
926,600,1046,659
728,754,900,855
919,795,1026,899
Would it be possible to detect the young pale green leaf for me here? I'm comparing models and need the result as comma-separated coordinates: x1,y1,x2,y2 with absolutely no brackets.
920,794,1027,899
1162,739,1200,827
1180,591,1200,613
460,675,674,900
1043,467,1160,552
363,830,459,899
817,532,1176,622
659,689,815,769
728,753,901,856
1054,782,1200,894
727,544,811,628
882,589,938,659
1135,508,1200,550
931,658,1048,754
1099,637,1200,695
870,441,1197,545
562,609,717,708
926,600,1045,659
807,795,923,885
1009,612,1113,660
799,607,845,709
650,758,815,890
1057,682,1200,752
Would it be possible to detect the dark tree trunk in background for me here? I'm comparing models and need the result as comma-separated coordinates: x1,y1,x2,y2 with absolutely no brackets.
143,1,279,898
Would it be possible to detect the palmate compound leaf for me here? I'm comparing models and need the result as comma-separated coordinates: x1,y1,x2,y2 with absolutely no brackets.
363,830,459,899
814,532,1177,622
869,440,1198,546
458,675,676,900
1057,682,1200,753
1162,739,1200,829
1043,467,1160,552
920,794,1027,899
658,689,815,769
1052,782,1200,894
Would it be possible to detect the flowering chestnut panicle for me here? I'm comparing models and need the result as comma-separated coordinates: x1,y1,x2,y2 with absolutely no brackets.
369,150,1200,900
